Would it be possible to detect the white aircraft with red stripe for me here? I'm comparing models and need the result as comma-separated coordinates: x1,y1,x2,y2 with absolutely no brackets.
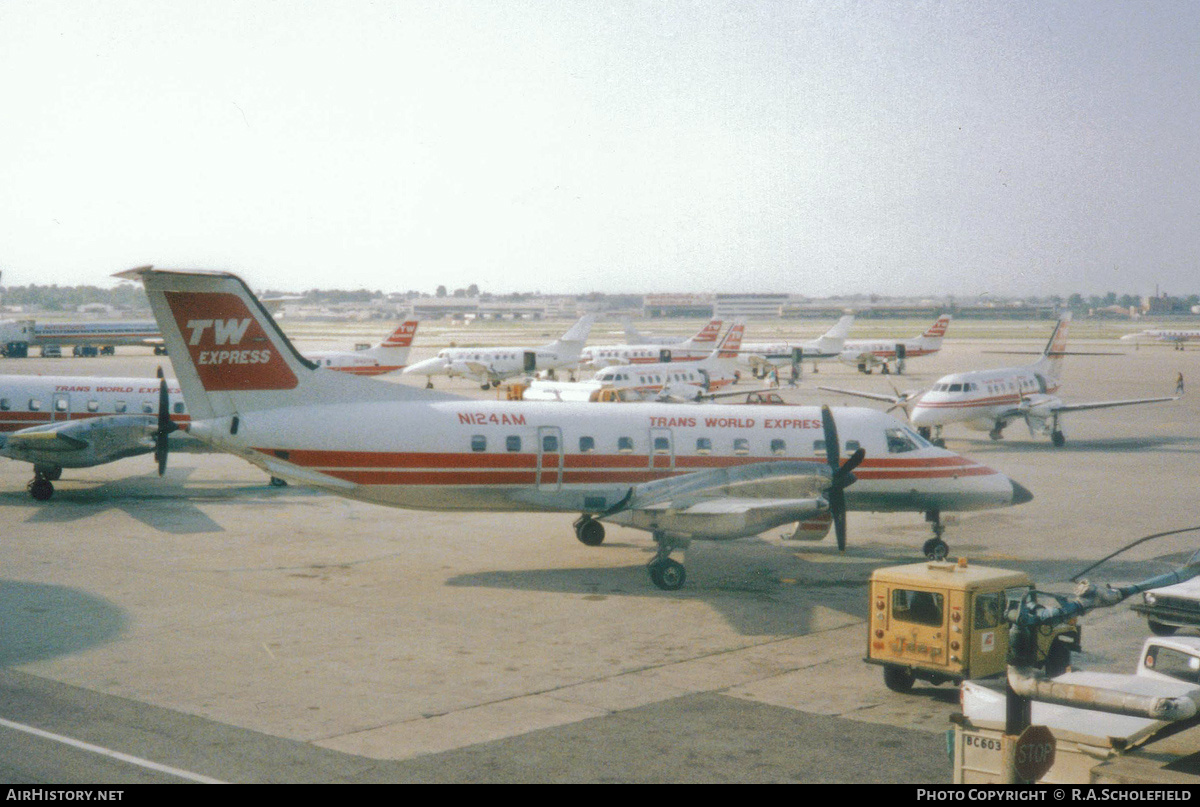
123,266,1035,585
307,320,419,376
403,314,595,389
579,319,724,370
0,373,201,499
824,312,1181,447
839,314,952,375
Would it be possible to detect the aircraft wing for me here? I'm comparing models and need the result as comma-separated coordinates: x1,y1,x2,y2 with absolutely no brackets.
599,461,832,540
818,385,902,405
3,424,93,453
1051,395,1181,414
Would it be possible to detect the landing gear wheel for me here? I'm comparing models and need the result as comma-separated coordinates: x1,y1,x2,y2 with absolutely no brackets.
1051,430,1065,447
648,558,686,591
1148,620,1178,637
883,665,915,693
269,476,288,487
574,517,605,546
425,380,434,389
922,537,949,561
29,478,54,501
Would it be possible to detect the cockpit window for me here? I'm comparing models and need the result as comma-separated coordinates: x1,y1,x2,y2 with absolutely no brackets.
885,427,918,453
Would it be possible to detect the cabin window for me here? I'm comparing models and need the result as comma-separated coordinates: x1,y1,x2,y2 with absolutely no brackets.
891,589,944,627
696,437,712,454
733,438,750,455
87,400,100,413
115,401,127,413
142,401,154,414
55,398,68,412
770,439,786,456
28,398,41,411
579,436,595,454
542,434,559,453
173,402,185,415
813,439,825,453
470,435,487,452
617,436,634,454
506,435,522,452
885,428,917,454
653,436,670,454
0,398,9,411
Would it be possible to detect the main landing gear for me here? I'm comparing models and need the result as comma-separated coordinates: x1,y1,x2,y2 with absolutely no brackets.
573,515,605,546
648,531,687,591
27,465,62,501
923,509,949,561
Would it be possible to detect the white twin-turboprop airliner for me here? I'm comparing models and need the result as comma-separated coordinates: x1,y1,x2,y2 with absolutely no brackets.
120,267,1034,585
823,313,1181,447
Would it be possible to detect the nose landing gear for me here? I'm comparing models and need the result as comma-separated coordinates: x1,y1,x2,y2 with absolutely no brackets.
922,510,949,560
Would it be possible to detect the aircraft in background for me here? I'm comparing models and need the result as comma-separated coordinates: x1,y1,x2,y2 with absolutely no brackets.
838,314,952,375
579,319,723,369
403,315,595,389
737,315,855,377
0,374,203,499
1120,328,1200,350
523,323,746,403
0,318,165,356
306,321,419,376
621,319,689,346
123,266,1035,580
821,313,1181,447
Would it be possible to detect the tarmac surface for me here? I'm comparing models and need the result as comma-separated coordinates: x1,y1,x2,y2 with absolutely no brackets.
1,326,1197,783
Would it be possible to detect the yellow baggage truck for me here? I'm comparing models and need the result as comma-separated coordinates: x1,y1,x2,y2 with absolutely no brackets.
866,559,1081,692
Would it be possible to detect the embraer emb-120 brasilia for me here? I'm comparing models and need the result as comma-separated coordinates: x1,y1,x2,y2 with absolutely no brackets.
122,267,1034,585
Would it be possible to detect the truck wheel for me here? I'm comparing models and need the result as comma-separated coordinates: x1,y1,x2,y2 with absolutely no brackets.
883,665,915,693
1148,620,1178,637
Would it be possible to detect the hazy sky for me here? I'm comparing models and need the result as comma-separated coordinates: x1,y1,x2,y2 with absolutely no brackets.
2,1,1198,298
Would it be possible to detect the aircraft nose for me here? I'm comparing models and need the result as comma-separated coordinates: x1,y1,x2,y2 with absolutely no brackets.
1010,480,1034,505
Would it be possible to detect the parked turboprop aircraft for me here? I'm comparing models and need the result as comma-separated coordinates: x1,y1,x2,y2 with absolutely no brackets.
838,314,951,374
579,319,724,369
523,323,745,403
821,313,1181,447
122,267,1034,581
1120,328,1200,350
403,315,595,389
0,374,201,499
307,321,419,376
738,315,855,376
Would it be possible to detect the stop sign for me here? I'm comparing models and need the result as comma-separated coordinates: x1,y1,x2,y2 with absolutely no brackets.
1014,725,1057,782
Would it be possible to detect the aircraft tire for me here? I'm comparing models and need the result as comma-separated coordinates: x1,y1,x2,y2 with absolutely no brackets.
648,558,686,591
922,538,948,561
1051,430,1065,447
29,478,54,501
576,519,605,547
883,665,915,693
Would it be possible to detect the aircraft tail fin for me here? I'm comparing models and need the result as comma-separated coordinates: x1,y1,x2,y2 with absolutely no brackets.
1033,312,1071,378
714,322,745,360
682,319,724,349
920,314,952,342
120,267,449,419
814,314,855,353
377,320,419,350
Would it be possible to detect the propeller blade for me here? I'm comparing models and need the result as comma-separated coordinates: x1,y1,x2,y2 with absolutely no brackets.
829,488,847,551
820,406,864,552
154,378,178,476
820,405,840,470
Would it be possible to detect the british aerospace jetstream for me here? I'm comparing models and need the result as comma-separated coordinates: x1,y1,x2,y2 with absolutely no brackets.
122,267,1034,586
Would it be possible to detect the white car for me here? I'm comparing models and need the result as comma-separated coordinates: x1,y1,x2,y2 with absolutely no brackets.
1132,577,1200,636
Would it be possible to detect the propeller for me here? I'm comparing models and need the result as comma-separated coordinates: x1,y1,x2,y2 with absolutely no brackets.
885,383,922,420
153,376,179,476
821,405,865,551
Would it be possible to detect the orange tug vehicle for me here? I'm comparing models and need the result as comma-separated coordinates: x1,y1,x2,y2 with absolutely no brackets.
866,559,1082,692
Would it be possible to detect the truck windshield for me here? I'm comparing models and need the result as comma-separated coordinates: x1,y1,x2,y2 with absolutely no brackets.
892,589,944,627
